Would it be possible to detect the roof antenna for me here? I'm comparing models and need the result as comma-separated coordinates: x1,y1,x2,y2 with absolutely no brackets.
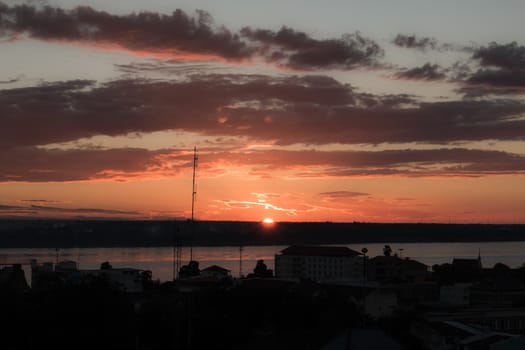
478,248,482,268
190,146,198,262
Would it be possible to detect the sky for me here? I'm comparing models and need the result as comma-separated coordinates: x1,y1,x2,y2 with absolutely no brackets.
1,0,525,223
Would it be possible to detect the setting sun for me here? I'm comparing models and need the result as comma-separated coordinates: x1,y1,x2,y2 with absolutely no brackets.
262,217,274,225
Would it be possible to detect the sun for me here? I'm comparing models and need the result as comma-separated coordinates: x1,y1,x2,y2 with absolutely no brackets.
262,217,274,225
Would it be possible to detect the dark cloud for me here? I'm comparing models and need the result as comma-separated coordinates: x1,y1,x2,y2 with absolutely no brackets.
357,93,415,108
0,146,176,181
241,27,383,69
457,86,524,98
396,63,446,81
449,61,473,80
393,34,438,51
473,42,525,70
205,148,525,176
2,147,525,182
320,191,370,198
0,202,145,218
28,204,140,215
0,76,22,84
115,61,227,76
0,3,382,70
0,75,357,147
0,4,251,59
19,199,64,203
454,42,525,95
459,44,525,95
1,76,525,149
0,204,23,210
466,69,525,89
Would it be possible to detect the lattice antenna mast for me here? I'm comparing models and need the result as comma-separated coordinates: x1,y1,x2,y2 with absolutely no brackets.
190,146,198,261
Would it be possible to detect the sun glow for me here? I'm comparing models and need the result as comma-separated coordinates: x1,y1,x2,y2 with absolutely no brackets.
262,217,274,225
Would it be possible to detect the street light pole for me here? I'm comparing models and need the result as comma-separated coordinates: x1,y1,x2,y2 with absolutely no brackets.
361,247,368,286
361,247,368,328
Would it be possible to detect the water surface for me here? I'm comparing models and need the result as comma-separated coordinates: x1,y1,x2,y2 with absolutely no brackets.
1,242,524,282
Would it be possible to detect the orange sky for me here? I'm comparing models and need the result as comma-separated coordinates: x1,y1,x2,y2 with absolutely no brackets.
0,2,524,223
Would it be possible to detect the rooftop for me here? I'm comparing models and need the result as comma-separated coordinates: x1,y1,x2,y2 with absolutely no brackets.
370,255,427,267
202,265,230,273
452,258,481,269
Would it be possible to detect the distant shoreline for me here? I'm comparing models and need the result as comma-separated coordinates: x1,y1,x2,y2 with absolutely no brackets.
0,220,523,248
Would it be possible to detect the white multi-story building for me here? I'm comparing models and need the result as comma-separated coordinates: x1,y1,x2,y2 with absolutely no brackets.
275,245,363,282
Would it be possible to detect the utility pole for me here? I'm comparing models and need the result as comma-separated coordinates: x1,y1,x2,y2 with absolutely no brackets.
173,223,182,281
361,247,368,286
175,235,177,281
239,246,243,278
361,247,368,328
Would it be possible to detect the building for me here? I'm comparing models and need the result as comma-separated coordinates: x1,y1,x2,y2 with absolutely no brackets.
200,265,231,279
30,259,145,293
0,264,29,292
82,268,144,293
440,283,472,307
411,320,516,350
368,255,428,283
274,245,363,282
452,256,482,273
491,335,525,350
470,276,525,308
425,307,525,334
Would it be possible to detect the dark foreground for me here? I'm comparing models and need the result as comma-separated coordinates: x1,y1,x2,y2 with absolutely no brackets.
0,278,418,350
4,252,525,349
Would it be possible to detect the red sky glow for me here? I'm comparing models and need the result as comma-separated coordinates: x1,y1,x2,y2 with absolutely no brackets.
1,1,524,223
